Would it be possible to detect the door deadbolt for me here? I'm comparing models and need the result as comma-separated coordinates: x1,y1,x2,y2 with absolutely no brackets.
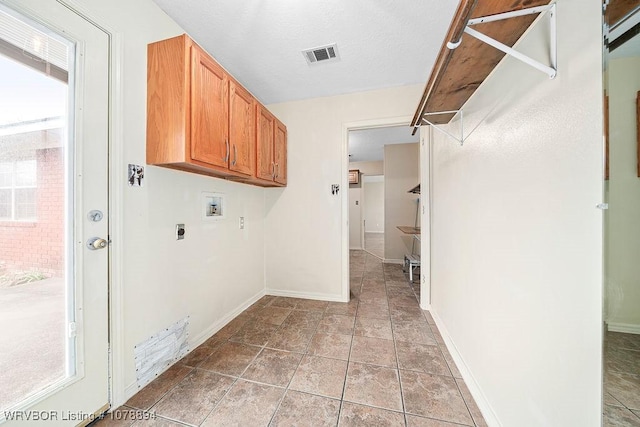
87,237,108,250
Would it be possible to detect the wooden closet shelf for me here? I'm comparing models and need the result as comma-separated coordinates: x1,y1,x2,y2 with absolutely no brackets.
411,0,551,127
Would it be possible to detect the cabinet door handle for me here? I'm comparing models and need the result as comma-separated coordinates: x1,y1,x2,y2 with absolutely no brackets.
271,162,275,179
224,139,230,163
275,162,279,179
232,145,237,166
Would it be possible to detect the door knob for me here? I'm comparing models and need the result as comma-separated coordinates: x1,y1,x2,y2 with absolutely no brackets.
87,237,108,250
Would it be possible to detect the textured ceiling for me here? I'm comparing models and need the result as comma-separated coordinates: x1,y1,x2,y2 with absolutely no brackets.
152,0,459,104
349,126,419,162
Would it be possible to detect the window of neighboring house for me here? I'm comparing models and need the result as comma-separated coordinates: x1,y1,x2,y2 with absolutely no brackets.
0,159,36,221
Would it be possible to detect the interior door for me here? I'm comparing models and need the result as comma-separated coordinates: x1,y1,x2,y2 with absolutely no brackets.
0,0,109,423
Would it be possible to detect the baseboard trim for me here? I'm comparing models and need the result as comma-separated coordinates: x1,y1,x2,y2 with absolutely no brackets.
364,231,384,234
383,258,404,265
122,288,266,403
430,310,501,427
266,288,346,303
607,322,640,334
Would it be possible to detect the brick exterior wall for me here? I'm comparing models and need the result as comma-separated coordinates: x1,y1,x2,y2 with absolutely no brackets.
0,147,64,278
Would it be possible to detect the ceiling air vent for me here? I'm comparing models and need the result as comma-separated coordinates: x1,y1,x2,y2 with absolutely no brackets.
302,43,340,65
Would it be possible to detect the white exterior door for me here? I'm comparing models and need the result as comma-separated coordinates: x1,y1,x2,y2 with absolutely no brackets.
0,0,109,423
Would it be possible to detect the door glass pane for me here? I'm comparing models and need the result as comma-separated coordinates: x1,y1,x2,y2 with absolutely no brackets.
0,6,72,411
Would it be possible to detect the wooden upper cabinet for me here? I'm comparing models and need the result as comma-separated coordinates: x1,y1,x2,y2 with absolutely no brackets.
229,81,255,176
274,119,287,185
190,45,229,169
254,103,287,187
147,34,285,186
256,104,275,181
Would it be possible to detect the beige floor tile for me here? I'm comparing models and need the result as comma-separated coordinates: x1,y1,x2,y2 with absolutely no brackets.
350,336,397,367
405,414,465,426
396,341,450,376
393,320,436,345
280,310,323,329
229,320,279,346
213,314,252,340
356,302,390,320
307,332,353,360
270,297,300,309
199,341,261,377
201,380,285,427
125,364,193,410
267,325,315,352
603,404,640,427
605,392,625,407
354,316,393,340
179,344,218,368
153,369,234,425
92,407,137,427
343,362,403,411
252,307,292,326
326,301,358,316
241,348,303,387
289,355,348,399
294,299,329,312
400,370,472,425
606,347,640,375
131,416,188,427
455,378,488,427
338,402,404,427
270,390,340,427
317,314,356,335
605,371,640,410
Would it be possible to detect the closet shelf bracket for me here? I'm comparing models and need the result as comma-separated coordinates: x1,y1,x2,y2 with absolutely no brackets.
452,3,557,79
416,109,466,146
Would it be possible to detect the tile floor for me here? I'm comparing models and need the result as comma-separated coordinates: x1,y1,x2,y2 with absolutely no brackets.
363,232,384,260
603,331,640,426
93,250,486,426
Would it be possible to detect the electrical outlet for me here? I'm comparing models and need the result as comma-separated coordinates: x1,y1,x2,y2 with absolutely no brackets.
176,224,185,240
239,217,245,229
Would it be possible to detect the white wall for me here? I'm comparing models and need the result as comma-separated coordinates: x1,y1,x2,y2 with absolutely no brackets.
349,187,362,249
384,143,420,262
70,0,267,403
363,177,384,232
266,86,422,300
427,1,603,425
349,160,384,175
606,56,640,332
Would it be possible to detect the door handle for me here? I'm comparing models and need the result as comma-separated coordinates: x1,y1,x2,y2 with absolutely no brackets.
232,145,237,166
271,162,275,179
87,237,108,250
275,162,279,179
224,139,229,162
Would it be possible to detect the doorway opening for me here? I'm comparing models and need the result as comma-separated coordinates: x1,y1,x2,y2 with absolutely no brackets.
345,122,421,297
603,5,640,422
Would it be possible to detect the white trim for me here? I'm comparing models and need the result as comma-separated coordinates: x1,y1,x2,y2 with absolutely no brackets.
383,258,404,265
607,322,640,335
420,126,431,308
341,116,413,303
266,288,345,302
107,31,126,409
430,310,502,427
55,0,126,409
364,231,384,234
123,288,266,402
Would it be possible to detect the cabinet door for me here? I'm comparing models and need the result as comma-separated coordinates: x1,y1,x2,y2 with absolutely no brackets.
274,119,287,185
256,104,275,181
191,45,229,168
229,81,255,175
